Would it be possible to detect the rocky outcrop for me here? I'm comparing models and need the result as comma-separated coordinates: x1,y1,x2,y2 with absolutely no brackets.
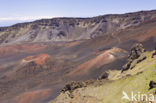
61,81,87,98
60,80,97,98
61,81,87,93
97,71,109,80
122,43,146,72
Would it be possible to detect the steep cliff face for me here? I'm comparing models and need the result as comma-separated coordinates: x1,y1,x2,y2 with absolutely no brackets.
0,10,156,45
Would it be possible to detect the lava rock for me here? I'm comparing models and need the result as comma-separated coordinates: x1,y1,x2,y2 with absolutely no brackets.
136,55,147,63
152,47,156,58
122,43,146,72
149,81,156,89
98,72,109,80
128,43,146,60
61,81,86,93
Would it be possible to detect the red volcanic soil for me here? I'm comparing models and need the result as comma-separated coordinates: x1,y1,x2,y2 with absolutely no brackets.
125,18,156,42
15,89,53,103
69,48,126,76
0,43,46,58
135,26,156,42
23,54,51,65
65,41,83,48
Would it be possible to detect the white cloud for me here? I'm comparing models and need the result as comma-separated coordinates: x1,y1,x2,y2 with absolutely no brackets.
0,16,53,22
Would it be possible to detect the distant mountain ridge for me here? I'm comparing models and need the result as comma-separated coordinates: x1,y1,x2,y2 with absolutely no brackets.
0,10,156,45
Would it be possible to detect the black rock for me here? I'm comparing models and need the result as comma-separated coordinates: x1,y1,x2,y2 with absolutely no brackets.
98,72,109,80
152,47,156,58
61,81,86,93
149,81,156,89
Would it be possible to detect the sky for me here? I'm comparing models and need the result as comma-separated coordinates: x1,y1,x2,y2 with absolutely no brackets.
0,0,156,26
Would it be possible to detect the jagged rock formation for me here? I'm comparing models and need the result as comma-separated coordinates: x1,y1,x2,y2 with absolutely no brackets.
61,81,87,93
0,10,156,45
61,81,87,98
128,43,146,59
122,43,146,72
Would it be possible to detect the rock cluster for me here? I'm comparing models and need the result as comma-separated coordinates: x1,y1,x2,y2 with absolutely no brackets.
122,43,146,72
61,81,87,93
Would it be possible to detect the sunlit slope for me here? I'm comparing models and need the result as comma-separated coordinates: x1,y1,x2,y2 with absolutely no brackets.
51,51,156,103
